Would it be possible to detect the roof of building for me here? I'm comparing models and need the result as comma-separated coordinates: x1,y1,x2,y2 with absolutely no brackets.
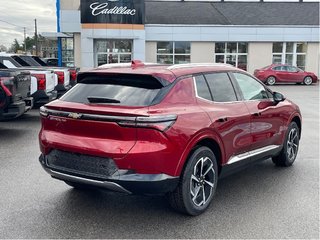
145,1,320,26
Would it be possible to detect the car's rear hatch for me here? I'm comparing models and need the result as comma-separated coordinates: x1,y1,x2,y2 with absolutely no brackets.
40,72,171,159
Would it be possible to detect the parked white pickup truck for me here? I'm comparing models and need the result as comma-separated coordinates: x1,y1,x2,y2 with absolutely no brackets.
0,56,58,106
10,55,72,97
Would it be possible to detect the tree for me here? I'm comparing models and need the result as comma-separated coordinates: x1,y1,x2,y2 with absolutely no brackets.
0,45,7,52
8,39,22,53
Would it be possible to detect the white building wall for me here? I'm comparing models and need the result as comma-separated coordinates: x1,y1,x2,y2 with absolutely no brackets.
191,42,215,63
60,0,80,10
74,33,81,68
248,42,273,74
306,43,320,76
145,25,320,43
60,11,81,33
145,42,157,63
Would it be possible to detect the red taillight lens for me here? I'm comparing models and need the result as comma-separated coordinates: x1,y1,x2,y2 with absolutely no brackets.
0,77,14,96
56,71,64,84
69,70,77,81
118,115,177,132
32,74,46,90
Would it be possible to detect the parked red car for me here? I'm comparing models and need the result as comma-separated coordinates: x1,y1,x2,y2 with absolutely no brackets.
254,64,318,85
39,61,302,215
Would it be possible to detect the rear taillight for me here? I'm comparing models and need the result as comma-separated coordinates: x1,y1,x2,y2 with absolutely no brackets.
0,77,14,96
56,71,64,84
39,106,177,132
119,115,177,132
69,70,77,81
39,106,49,117
32,74,46,90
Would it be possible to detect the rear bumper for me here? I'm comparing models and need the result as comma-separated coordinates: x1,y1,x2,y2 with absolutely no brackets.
0,97,33,119
39,154,179,195
32,90,57,105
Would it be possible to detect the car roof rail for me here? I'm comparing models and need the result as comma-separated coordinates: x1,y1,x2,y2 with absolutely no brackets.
98,60,161,69
167,63,234,70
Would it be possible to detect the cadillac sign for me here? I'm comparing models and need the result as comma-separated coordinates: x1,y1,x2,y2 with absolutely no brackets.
81,0,145,25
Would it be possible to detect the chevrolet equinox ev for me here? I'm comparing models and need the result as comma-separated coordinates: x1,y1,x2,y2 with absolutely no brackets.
39,61,302,215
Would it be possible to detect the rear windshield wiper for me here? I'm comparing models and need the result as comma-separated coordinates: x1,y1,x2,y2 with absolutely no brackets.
87,96,121,104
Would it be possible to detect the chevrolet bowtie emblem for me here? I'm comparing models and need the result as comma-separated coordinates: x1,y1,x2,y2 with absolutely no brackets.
68,113,82,119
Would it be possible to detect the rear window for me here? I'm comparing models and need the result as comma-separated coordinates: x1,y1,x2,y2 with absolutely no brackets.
60,74,165,107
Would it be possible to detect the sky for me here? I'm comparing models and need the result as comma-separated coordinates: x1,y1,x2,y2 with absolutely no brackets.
0,0,56,49
0,0,319,50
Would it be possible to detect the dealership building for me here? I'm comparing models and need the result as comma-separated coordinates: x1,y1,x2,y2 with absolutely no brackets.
56,0,320,75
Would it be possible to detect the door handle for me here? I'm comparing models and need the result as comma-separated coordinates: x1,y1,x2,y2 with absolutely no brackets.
252,112,262,117
217,117,228,122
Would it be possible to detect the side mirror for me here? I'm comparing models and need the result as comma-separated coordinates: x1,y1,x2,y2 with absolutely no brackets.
273,92,285,103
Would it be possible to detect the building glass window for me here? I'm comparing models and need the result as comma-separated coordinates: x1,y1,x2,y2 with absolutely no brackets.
61,38,74,67
95,39,132,66
272,42,307,70
214,42,248,71
157,41,191,64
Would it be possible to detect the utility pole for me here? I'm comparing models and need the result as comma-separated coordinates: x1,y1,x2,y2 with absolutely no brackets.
23,27,26,53
34,19,38,55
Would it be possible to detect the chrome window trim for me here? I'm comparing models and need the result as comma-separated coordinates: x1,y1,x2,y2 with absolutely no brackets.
227,145,281,165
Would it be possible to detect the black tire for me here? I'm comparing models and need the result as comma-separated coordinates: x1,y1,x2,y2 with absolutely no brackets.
266,76,276,85
167,146,218,216
64,181,94,190
303,76,313,85
272,122,300,167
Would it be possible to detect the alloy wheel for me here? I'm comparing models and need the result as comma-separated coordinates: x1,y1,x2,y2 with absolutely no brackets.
267,76,276,85
190,156,216,207
287,128,299,162
304,77,312,85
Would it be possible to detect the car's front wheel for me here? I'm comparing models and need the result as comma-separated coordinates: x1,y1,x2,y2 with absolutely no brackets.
303,76,313,85
167,146,218,216
272,122,300,167
266,76,276,85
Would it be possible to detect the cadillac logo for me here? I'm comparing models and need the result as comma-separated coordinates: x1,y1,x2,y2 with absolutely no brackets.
68,113,83,119
90,1,137,17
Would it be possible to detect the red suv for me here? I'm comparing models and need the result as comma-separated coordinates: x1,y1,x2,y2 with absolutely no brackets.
254,64,318,85
39,61,302,215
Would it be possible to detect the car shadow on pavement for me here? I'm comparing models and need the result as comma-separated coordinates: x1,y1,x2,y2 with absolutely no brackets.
0,128,30,139
25,159,301,238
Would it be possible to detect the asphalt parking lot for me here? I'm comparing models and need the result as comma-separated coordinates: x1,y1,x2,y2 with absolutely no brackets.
0,84,319,239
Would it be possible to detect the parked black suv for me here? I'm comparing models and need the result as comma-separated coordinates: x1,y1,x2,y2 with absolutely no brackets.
0,63,33,119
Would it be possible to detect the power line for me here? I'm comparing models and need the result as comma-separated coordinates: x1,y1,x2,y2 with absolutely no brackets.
0,19,30,52
0,19,26,29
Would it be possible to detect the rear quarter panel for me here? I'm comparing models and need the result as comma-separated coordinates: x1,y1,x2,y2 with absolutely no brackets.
129,77,216,176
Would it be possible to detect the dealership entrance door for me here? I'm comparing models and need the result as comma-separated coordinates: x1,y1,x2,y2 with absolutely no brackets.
95,39,133,66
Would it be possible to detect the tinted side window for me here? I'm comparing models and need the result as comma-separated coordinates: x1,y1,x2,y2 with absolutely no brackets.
205,73,237,102
273,66,283,71
194,75,212,101
233,73,269,100
287,66,297,72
